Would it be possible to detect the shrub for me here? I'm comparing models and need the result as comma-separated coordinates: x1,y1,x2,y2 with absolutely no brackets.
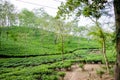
57,72,66,77
96,70,104,78
57,72,66,80
41,74,58,80
79,63,85,71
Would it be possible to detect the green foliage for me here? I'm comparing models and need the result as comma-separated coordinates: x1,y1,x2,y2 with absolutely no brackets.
49,61,72,70
0,54,72,67
0,0,16,26
0,26,114,80
82,6,92,17
57,72,66,77
41,74,58,80
79,63,84,68
56,0,108,19
85,53,103,63
109,65,114,75
18,9,35,27
79,63,85,71
0,0,116,79
0,26,99,57
0,65,56,80
96,70,105,78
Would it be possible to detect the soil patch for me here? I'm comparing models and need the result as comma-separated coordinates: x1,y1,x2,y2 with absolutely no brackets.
64,64,114,80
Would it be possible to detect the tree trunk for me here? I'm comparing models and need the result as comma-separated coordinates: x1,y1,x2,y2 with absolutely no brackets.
0,31,2,49
102,39,109,73
114,0,120,80
54,34,58,44
61,34,64,62
95,21,109,73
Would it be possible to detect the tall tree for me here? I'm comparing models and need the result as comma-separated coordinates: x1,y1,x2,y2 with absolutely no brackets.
114,0,120,79
33,8,52,29
54,20,66,62
0,0,16,26
18,9,36,27
88,23,110,73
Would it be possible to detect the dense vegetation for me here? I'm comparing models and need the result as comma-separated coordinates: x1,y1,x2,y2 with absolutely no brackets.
0,26,115,80
0,26,100,57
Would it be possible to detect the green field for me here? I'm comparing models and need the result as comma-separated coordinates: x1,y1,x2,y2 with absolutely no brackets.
0,26,115,80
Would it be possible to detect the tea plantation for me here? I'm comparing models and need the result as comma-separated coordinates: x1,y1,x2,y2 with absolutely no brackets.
0,26,115,80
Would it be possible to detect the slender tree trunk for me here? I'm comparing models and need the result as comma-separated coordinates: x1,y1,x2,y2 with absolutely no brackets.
102,39,109,73
95,21,109,73
0,31,2,49
61,34,64,62
59,20,64,62
114,0,120,80
54,34,58,44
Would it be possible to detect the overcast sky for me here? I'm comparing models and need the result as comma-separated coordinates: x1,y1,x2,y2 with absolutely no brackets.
9,0,94,26
9,0,114,30
9,0,65,16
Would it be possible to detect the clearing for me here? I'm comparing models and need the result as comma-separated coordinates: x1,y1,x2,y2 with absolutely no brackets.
64,64,114,80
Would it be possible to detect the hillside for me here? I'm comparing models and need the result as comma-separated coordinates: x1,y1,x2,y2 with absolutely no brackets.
0,26,115,80
0,26,100,57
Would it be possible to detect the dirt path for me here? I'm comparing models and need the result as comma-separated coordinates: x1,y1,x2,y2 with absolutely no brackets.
64,64,114,80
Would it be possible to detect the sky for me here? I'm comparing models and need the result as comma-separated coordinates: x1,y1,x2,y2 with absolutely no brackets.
9,0,114,30
9,0,94,26
9,0,65,16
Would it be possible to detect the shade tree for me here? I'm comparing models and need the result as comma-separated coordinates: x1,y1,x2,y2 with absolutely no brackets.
56,0,120,79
